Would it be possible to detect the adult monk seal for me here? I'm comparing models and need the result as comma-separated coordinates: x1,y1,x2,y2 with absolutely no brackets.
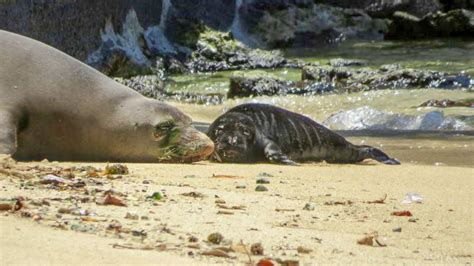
0,30,214,162
207,103,400,165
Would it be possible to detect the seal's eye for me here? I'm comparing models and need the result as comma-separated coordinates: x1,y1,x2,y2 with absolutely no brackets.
153,121,175,138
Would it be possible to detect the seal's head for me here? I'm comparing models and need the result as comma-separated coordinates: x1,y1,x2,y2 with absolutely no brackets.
120,101,214,163
207,113,257,163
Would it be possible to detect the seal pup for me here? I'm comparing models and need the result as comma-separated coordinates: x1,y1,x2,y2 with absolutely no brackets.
0,30,213,162
207,103,400,165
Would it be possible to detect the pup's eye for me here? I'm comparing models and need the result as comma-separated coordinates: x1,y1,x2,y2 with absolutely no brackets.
154,121,175,138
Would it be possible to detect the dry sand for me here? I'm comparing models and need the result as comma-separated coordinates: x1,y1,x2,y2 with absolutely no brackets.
0,154,473,265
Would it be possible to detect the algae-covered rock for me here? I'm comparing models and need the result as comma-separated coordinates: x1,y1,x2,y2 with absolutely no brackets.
228,76,333,98
187,28,287,72
302,65,473,91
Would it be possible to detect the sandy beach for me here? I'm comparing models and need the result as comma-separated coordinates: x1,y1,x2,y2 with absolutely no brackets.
1,153,472,265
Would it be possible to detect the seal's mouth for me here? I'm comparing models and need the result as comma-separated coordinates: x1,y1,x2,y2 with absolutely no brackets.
158,129,214,163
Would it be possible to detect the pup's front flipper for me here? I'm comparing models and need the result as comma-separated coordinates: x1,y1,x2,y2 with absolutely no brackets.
0,111,17,155
263,139,297,166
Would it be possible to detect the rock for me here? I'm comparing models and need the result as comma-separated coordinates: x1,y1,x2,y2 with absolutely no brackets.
207,232,224,244
419,98,474,108
392,227,402,232
301,65,473,91
329,58,367,67
257,172,274,177
240,3,389,48
303,203,315,211
256,178,270,184
236,185,247,189
255,185,269,192
125,212,139,220
104,164,129,175
386,9,474,39
116,75,166,100
251,243,264,255
187,28,286,73
228,76,333,98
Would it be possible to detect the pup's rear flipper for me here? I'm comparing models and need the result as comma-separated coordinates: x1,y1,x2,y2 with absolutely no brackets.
366,147,401,165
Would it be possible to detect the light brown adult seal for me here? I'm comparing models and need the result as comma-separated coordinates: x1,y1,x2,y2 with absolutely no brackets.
0,30,213,162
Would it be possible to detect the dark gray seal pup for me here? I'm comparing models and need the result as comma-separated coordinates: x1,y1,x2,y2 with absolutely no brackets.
207,103,400,165
0,30,214,162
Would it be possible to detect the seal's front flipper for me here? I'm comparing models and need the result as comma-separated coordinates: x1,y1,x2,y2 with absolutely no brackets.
0,111,17,155
366,146,400,165
263,139,297,166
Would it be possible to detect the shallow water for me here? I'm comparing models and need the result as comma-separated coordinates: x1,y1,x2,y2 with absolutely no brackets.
168,39,474,167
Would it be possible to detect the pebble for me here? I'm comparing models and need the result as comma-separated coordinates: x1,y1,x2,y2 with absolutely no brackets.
303,203,315,211
236,185,246,189
125,212,139,220
256,178,270,184
258,172,274,177
408,218,418,223
207,232,224,244
255,185,269,192
392,227,402,232
184,175,197,178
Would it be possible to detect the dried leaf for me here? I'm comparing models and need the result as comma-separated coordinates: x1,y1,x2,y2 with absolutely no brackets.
201,249,233,258
391,211,412,217
364,194,387,204
324,200,353,206
217,210,234,215
182,192,205,198
96,194,127,207
297,246,312,254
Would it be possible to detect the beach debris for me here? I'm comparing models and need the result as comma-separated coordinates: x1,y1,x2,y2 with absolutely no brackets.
212,174,243,179
256,178,270,184
217,210,234,215
103,164,129,175
112,244,153,250
408,218,418,223
215,199,226,204
258,172,274,177
392,227,402,232
236,185,246,189
278,260,300,266
303,203,315,211
324,200,353,206
125,212,139,220
357,231,387,247
275,208,295,212
251,243,264,255
207,232,224,244
364,194,387,204
96,194,127,207
182,191,205,198
184,175,196,178
257,259,275,266
297,246,312,254
188,236,198,242
391,211,413,217
255,185,269,192
148,192,163,201
201,249,234,258
401,192,423,204
41,174,66,184
0,198,23,212
217,204,246,210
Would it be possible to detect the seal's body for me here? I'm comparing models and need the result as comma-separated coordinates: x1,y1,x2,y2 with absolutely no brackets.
207,103,400,165
0,30,213,162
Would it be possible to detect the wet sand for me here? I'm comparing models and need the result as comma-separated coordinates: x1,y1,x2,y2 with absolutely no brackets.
0,156,472,265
